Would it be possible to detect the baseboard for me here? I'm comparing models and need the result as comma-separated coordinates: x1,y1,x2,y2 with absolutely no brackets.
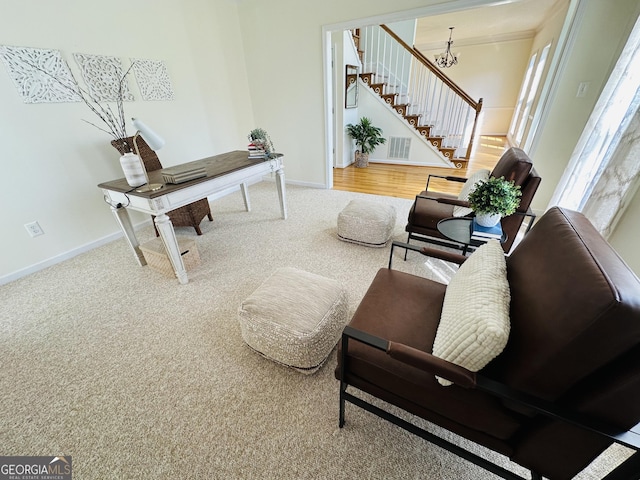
1,179,319,286
259,175,325,189
368,158,452,167
1,185,245,286
0,223,149,286
334,160,355,169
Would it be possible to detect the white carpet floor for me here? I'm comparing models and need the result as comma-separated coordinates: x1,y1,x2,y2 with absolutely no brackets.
0,182,632,479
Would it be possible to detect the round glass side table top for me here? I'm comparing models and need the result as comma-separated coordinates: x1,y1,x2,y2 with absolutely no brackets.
437,217,507,254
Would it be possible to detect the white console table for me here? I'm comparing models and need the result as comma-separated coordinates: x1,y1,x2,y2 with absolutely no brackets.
99,150,286,284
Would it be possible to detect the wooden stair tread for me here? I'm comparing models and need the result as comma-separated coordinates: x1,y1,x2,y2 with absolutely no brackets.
404,114,422,127
359,73,373,84
449,157,470,169
380,94,396,105
370,83,386,94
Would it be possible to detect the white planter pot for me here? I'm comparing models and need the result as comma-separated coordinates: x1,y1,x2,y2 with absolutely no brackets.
475,212,502,227
120,153,146,187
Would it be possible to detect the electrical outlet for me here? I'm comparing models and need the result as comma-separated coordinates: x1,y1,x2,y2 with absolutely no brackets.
25,221,44,237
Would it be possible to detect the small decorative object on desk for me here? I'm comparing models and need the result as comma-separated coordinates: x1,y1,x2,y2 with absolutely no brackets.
119,152,146,186
471,218,503,242
468,176,522,227
248,127,275,159
161,165,207,184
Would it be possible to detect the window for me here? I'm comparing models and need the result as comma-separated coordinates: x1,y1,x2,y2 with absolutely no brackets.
551,17,640,236
509,52,536,142
509,43,551,147
515,44,550,145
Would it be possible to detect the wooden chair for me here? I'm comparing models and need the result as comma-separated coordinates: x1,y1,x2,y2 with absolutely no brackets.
111,137,213,236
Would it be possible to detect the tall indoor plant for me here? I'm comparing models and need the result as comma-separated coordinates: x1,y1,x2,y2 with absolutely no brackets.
468,176,522,226
346,117,386,168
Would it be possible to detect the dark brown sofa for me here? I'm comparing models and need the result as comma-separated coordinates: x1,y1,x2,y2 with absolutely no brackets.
336,207,640,479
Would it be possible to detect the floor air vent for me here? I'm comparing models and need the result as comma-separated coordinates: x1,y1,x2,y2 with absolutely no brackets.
388,137,411,159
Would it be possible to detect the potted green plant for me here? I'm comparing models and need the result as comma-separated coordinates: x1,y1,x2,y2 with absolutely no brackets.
248,127,275,157
468,176,522,227
346,117,386,167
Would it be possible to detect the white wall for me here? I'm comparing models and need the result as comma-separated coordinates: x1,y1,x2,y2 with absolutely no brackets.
386,20,417,46
357,83,450,167
180,0,255,154
337,30,362,168
514,0,570,149
420,37,533,135
0,0,252,281
609,186,640,275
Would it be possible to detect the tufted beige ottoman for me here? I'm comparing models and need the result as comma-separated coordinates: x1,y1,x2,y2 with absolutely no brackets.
337,199,397,247
238,267,349,374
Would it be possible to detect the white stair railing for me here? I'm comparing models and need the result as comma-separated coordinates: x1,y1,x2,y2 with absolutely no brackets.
360,24,483,159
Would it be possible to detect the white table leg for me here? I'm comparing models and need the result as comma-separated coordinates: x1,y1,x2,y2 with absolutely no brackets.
155,213,188,285
276,165,287,219
240,182,251,212
111,204,146,266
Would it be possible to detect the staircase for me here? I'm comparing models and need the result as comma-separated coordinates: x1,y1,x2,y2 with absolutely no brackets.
352,25,483,169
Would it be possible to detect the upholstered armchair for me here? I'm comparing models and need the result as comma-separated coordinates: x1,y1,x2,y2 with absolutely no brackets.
405,147,541,253
111,136,213,236
336,207,640,479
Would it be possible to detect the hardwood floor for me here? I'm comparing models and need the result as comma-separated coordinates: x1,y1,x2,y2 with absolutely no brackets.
333,136,507,199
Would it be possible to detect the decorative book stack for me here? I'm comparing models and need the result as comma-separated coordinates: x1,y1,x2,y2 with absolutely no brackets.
161,165,207,184
471,218,503,242
248,142,267,158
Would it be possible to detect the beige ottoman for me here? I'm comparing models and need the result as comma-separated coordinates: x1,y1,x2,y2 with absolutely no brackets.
337,199,397,247
238,267,348,374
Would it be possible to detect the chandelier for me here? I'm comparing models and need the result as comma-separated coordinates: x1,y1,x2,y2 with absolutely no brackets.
434,27,459,68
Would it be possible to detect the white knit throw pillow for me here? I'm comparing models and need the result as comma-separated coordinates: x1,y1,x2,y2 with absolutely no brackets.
432,240,510,385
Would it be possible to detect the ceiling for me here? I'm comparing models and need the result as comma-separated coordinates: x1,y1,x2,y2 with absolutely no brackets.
414,0,570,50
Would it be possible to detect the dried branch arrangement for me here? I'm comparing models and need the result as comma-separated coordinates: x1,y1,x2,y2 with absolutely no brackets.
23,58,136,151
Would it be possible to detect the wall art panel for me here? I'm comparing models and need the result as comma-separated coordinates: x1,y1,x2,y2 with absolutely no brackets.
131,58,174,101
73,53,134,102
0,45,80,103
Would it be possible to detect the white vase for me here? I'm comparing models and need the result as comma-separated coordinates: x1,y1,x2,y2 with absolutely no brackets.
475,212,502,227
119,153,146,187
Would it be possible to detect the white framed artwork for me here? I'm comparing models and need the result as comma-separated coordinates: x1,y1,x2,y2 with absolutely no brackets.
0,45,80,103
131,58,175,101
73,53,134,102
